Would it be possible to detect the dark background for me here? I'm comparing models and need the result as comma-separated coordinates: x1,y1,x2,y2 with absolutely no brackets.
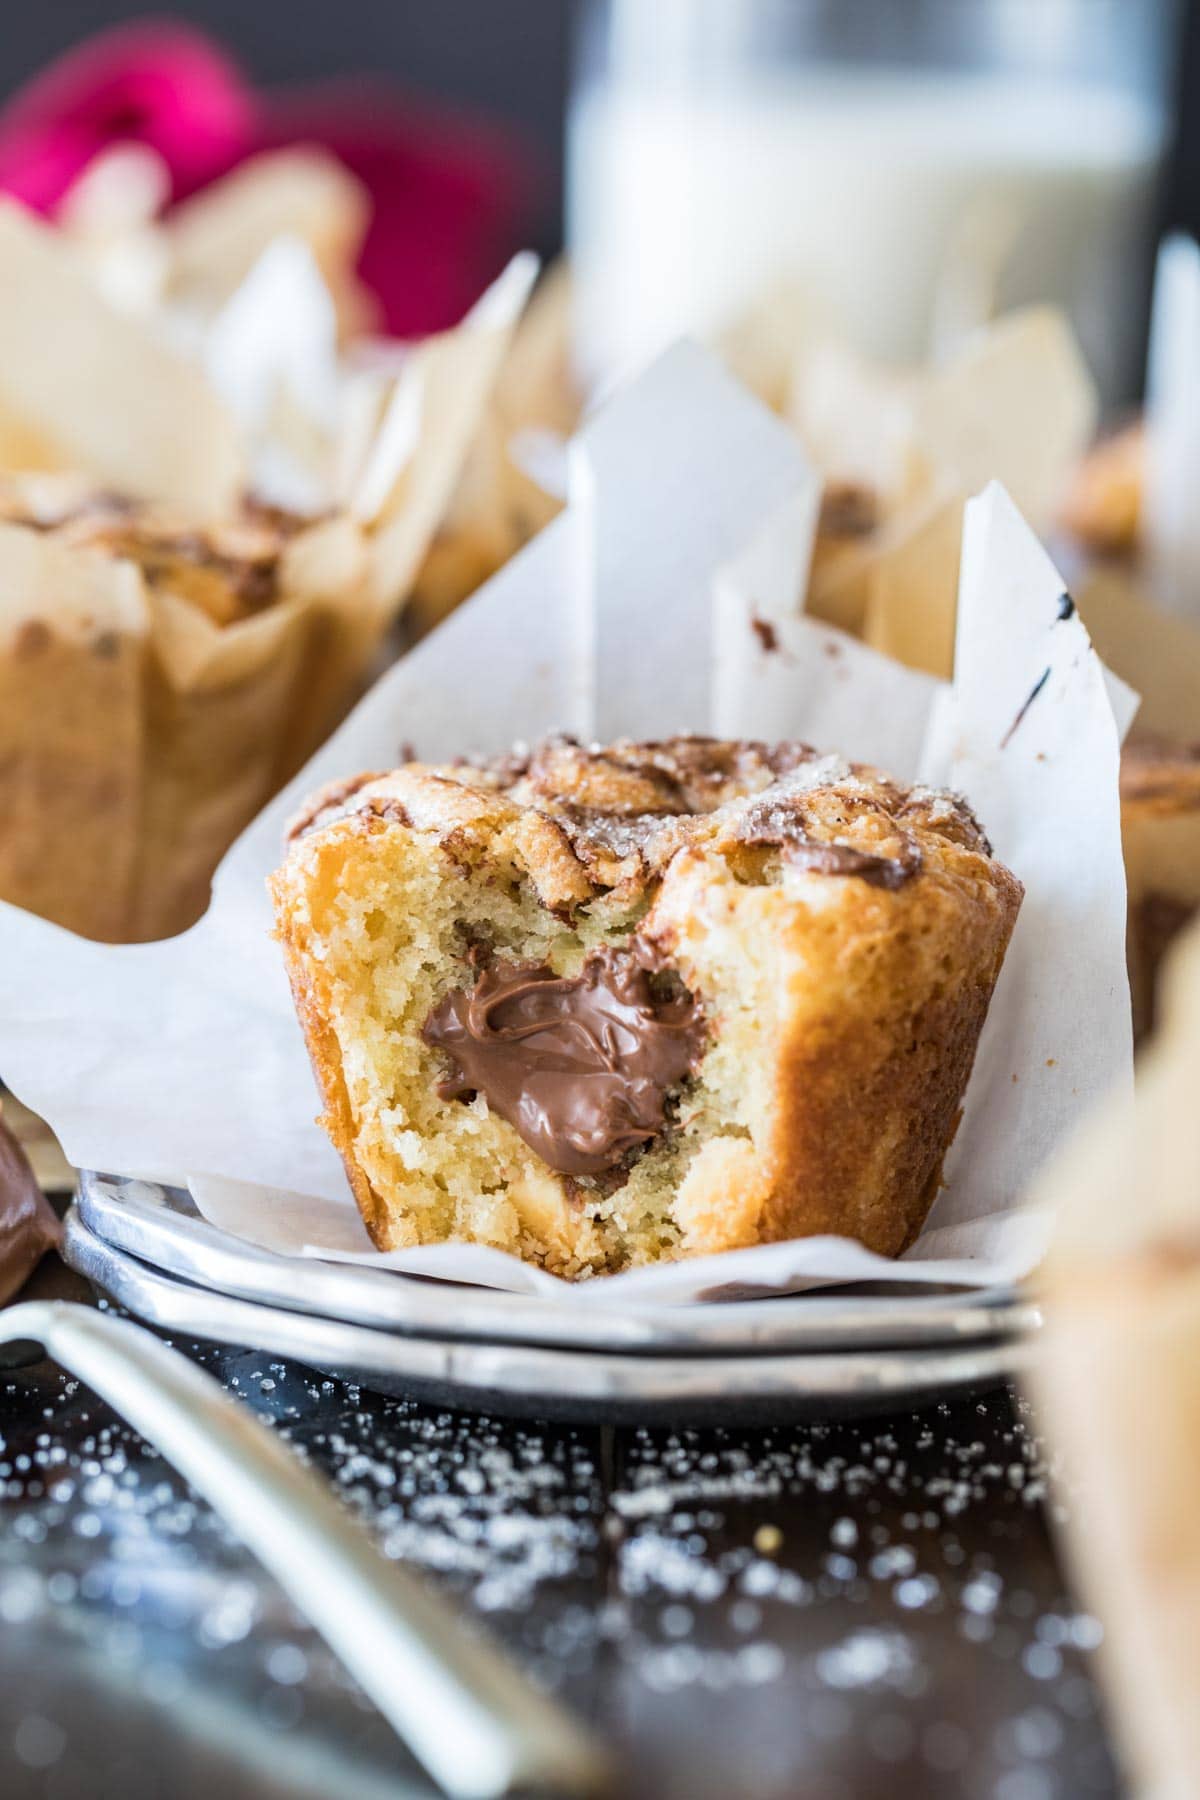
0,2,571,258
2,0,1198,265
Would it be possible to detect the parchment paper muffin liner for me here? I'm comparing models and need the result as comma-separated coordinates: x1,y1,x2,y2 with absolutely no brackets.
56,141,376,337
735,251,1200,1043
446,260,1200,1055
405,261,574,634
433,266,1099,679
1074,565,1200,1034
794,307,1097,667
0,344,1135,1303
0,201,536,941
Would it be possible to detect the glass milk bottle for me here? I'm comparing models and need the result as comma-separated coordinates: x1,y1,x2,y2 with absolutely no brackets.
568,0,1181,403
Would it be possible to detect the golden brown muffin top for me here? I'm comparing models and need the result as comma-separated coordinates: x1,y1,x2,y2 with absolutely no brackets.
288,734,997,915
1121,736,1200,816
0,473,310,626
1059,421,1143,559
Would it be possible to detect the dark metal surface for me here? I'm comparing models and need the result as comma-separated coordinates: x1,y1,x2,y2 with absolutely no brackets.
0,1254,1120,1799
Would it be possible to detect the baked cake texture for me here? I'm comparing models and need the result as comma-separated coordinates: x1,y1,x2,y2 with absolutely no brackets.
270,736,1022,1278
0,473,309,627
1059,421,1143,559
0,470,371,942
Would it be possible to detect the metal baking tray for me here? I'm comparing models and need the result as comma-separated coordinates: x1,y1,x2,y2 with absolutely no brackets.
63,1201,1034,1425
77,1172,1039,1356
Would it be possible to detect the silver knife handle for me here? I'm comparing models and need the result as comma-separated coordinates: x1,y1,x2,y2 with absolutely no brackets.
1,1299,611,1800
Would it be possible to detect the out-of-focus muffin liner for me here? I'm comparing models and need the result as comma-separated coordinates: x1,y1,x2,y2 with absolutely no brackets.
0,202,533,942
436,267,1100,681
406,261,574,633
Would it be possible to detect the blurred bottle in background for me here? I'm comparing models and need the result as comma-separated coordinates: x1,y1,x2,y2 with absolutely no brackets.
568,0,1182,403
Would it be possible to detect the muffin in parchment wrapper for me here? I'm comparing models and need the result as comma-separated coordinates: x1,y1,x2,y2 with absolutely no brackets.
848,504,1200,1041
721,284,1200,1035
1051,403,1200,1037
1077,565,1200,1038
419,268,1099,661
1029,918,1200,1800
398,260,1200,1045
1059,420,1143,560
639,282,1090,667
835,432,1200,1040
291,248,1200,1036
776,306,1097,661
0,200,534,943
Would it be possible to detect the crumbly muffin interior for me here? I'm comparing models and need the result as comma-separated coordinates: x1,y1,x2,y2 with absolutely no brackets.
292,810,784,1276
277,735,1013,1277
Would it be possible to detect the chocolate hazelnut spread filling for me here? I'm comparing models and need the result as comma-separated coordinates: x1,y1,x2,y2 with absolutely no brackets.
422,942,706,1177
0,1116,60,1307
732,782,923,889
781,838,922,888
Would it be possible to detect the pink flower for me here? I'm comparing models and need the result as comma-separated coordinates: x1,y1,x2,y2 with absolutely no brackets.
0,22,253,210
0,19,538,336
261,82,538,338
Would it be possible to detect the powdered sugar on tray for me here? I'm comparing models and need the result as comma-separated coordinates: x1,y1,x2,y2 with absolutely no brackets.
2,1337,1110,1793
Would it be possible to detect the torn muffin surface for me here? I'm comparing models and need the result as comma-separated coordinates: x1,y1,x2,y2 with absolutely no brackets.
270,735,1022,1278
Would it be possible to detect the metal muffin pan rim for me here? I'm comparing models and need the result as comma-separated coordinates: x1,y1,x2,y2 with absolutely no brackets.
77,1172,1039,1358
62,1209,1030,1425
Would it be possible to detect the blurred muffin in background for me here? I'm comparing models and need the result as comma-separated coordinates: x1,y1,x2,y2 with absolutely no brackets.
0,190,532,943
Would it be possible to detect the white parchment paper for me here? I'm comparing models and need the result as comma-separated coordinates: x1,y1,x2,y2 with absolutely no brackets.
0,343,1133,1305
